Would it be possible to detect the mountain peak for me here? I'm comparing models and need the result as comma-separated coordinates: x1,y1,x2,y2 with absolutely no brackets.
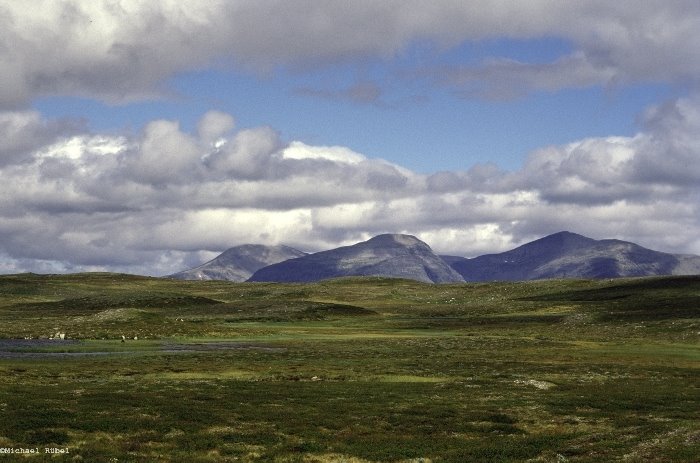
537,231,595,245
547,230,582,238
366,233,425,248
445,231,699,281
169,232,700,284
169,244,306,282
249,234,463,283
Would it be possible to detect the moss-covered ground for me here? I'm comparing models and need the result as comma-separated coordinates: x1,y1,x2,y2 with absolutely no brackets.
0,273,698,462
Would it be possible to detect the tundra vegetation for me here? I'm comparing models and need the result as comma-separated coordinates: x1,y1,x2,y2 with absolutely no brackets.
0,273,697,462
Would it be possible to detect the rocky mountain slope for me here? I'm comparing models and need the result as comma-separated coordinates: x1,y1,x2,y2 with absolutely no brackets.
248,234,465,284
444,231,700,281
169,244,306,282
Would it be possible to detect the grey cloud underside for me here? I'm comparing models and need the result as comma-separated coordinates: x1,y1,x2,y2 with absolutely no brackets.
0,94,699,274
3,2,700,107
1,2,700,273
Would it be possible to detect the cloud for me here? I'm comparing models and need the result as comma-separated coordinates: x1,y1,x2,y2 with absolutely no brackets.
295,82,429,110
197,110,235,143
434,3,700,98
631,95,700,185
295,81,384,106
281,141,366,164
0,109,425,272
205,126,281,180
3,2,700,107
514,94,700,207
0,1,226,107
441,53,617,100
0,110,82,166
3,2,699,274
127,120,203,185
1,92,699,274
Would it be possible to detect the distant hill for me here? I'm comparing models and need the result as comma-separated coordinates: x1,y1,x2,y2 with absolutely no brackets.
168,231,700,284
169,244,306,282
248,234,465,284
444,231,700,281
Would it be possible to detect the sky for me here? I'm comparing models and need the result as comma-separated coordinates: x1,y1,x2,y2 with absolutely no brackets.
1,0,700,276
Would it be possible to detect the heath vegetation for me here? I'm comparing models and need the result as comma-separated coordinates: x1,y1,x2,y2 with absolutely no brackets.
0,273,697,461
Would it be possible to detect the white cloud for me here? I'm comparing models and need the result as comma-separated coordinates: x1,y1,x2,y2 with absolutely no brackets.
0,94,699,274
37,135,128,161
0,110,80,165
206,127,281,179
281,141,365,165
4,2,700,274
151,208,315,251
418,224,515,257
197,110,236,144
2,1,700,106
128,120,202,185
632,95,700,185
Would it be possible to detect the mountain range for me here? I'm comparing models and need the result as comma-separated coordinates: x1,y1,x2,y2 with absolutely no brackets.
169,231,700,283
443,231,700,281
169,244,306,282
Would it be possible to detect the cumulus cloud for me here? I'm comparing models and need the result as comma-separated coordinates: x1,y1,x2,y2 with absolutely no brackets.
2,1,700,273
0,109,424,272
631,96,700,185
205,126,281,179
197,110,235,143
0,110,82,165
514,94,700,209
3,1,700,106
0,95,699,274
281,141,366,164
128,120,203,185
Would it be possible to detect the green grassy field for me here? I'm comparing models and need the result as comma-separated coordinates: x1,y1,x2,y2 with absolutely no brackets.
0,273,698,462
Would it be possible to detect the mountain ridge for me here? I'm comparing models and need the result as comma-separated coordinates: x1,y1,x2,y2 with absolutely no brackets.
444,231,700,281
248,234,465,284
169,244,306,282
168,231,700,283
